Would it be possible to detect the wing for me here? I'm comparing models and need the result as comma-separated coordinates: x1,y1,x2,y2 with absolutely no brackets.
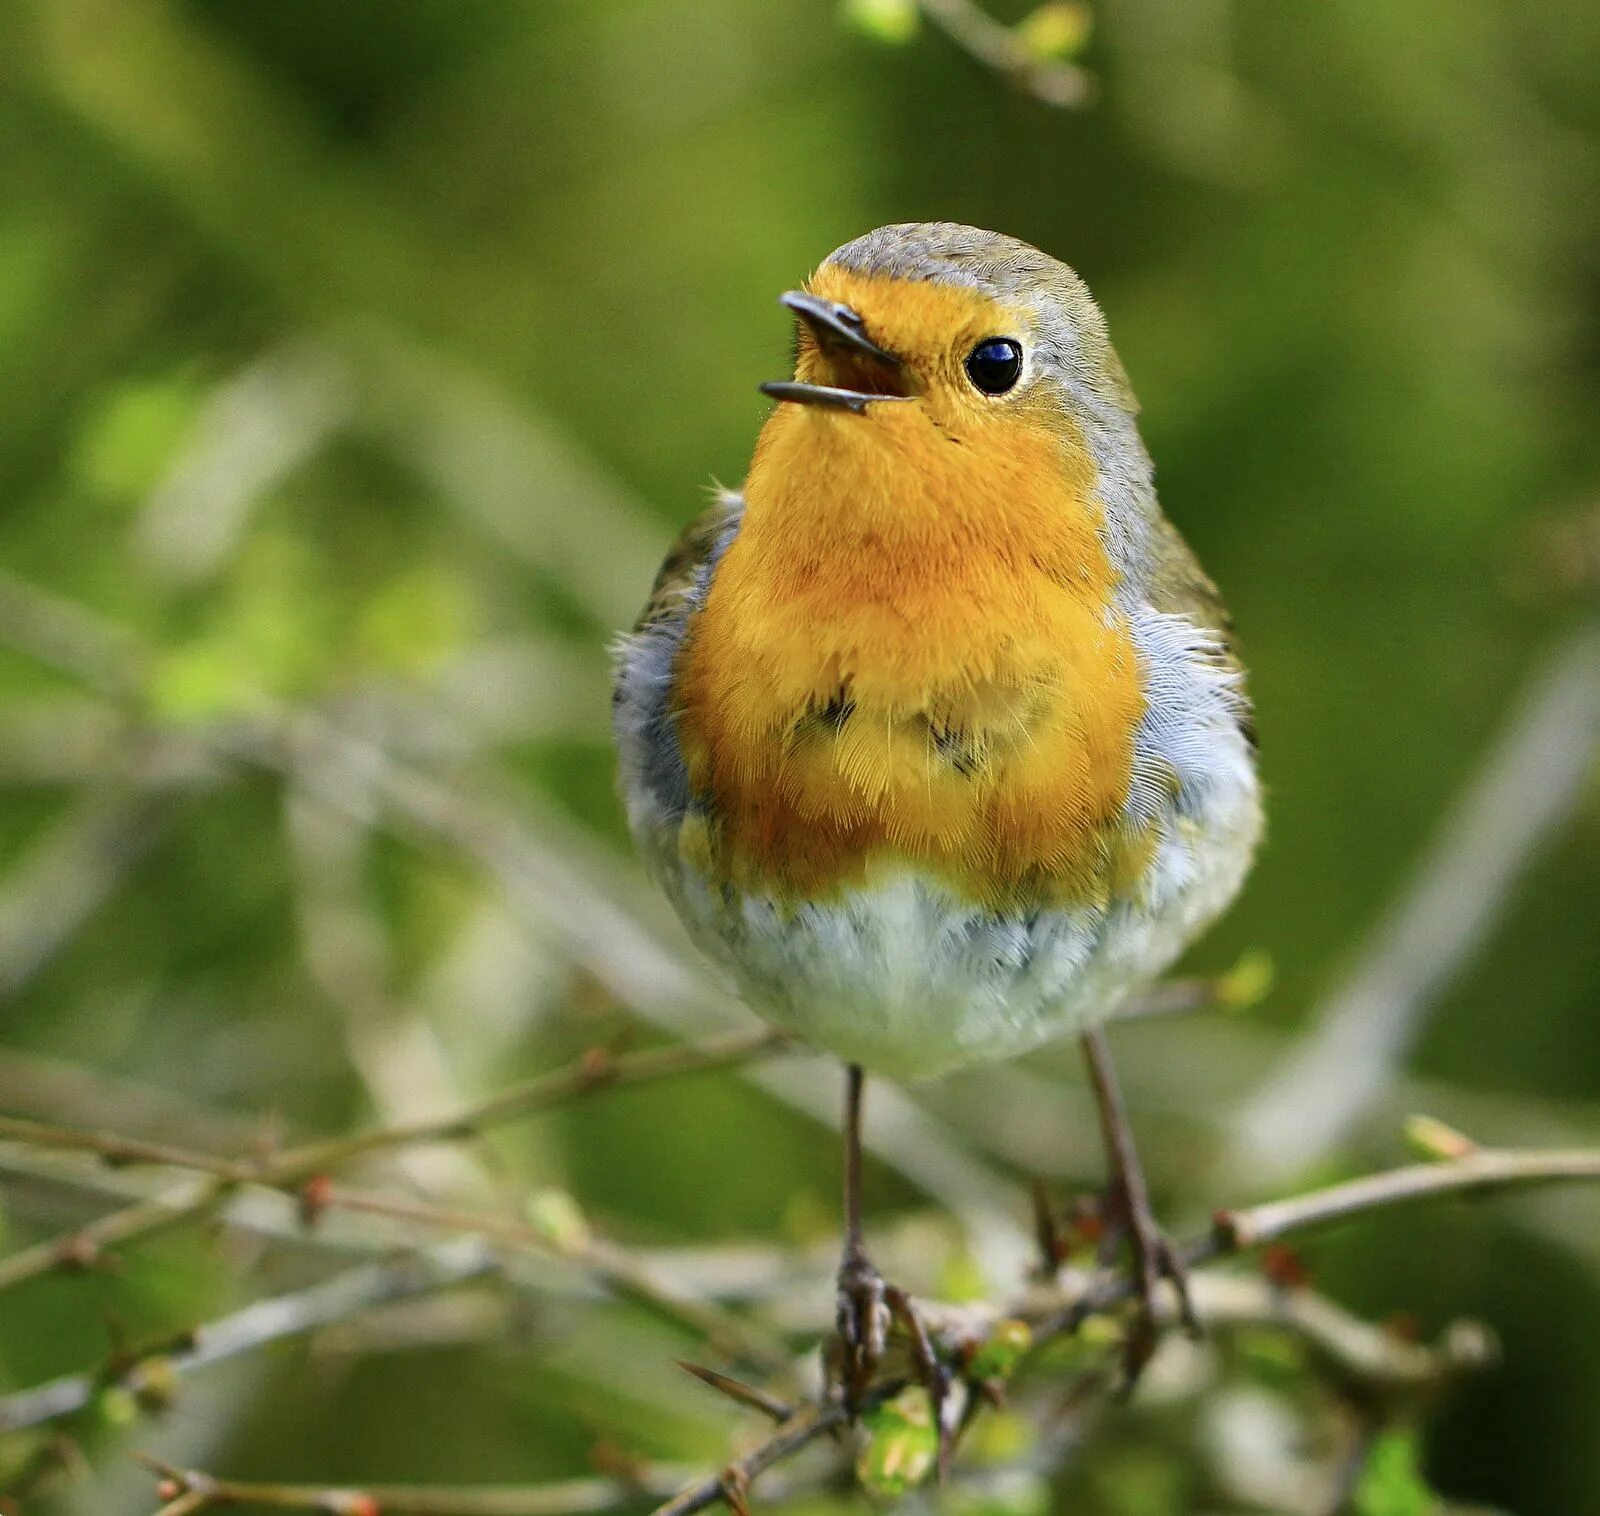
612,490,744,854
1144,512,1256,749
630,490,744,634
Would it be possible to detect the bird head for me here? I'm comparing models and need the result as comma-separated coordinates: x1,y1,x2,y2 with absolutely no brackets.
759,222,1141,461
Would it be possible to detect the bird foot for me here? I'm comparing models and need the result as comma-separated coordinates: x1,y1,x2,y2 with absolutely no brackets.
832,1248,955,1474
1110,1194,1198,1393
834,1243,890,1411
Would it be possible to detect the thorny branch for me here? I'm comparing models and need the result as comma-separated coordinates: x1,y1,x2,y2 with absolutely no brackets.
139,1452,710,1515
0,1035,793,1372
0,1240,497,1434
0,1112,1577,1513
650,1146,1588,1516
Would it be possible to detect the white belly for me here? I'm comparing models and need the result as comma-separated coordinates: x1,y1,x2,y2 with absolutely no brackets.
660,757,1261,1080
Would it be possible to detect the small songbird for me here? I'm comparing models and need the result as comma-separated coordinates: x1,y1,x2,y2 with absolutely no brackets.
613,222,1261,1403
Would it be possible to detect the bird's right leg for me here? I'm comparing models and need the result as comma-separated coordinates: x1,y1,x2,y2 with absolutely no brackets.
834,1062,889,1411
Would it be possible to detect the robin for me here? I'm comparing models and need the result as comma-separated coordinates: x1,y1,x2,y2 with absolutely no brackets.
612,222,1261,1408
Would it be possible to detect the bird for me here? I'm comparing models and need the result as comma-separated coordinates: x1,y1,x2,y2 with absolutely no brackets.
612,222,1262,1411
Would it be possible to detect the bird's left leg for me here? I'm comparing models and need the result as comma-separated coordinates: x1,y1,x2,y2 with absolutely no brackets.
834,1063,888,1410
832,1064,952,1450
1079,1028,1198,1384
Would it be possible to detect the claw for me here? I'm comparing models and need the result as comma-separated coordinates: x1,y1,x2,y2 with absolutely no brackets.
884,1285,955,1481
1115,1208,1198,1393
835,1243,889,1413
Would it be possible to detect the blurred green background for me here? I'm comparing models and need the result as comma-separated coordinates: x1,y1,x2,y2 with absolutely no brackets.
1,0,1598,1511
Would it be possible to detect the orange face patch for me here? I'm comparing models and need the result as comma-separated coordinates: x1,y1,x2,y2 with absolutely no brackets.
672,273,1147,910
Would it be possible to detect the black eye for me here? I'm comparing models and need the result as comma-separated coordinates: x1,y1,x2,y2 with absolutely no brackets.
965,338,1023,395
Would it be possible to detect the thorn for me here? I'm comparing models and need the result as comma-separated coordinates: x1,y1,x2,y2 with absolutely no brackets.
719,1465,753,1516
1385,1312,1422,1344
1261,1243,1312,1291
297,1173,335,1227
1067,1191,1108,1252
54,1233,120,1275
577,1044,615,1088
676,1361,793,1423
1211,1207,1249,1249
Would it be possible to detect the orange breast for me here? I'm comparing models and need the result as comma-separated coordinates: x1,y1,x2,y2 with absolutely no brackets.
673,384,1147,911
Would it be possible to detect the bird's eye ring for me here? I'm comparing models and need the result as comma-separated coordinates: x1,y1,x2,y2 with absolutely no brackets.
965,338,1024,396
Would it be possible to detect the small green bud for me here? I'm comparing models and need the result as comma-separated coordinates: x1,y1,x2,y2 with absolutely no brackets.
131,1356,179,1413
1402,1114,1478,1162
839,0,922,47
94,1385,140,1428
1016,3,1093,62
967,1317,1034,1382
525,1188,591,1253
858,1385,938,1499
1218,949,1274,1011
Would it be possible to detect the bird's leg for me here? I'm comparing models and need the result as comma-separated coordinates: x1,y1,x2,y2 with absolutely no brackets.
832,1065,953,1462
834,1063,889,1412
1079,1029,1197,1387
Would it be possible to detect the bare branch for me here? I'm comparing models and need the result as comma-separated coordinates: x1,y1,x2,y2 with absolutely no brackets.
1210,1148,1600,1252
0,1031,791,1372
0,1240,495,1434
285,1026,787,1177
139,1452,699,1515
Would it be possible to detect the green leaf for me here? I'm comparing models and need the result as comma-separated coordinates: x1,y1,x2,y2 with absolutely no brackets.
857,1386,938,1499
1353,1429,1439,1516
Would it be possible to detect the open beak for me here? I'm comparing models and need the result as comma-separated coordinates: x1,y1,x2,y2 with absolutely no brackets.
759,290,910,413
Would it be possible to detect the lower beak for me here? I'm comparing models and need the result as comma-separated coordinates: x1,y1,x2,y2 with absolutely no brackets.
760,290,910,413
758,380,896,414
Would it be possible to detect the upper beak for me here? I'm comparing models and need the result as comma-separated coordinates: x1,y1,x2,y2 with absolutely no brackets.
759,290,909,413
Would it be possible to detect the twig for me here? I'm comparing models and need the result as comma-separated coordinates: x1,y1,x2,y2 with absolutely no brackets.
0,1239,495,1434
675,1362,794,1424
1208,1148,1600,1252
0,1115,787,1372
317,1186,789,1371
652,1401,846,1516
0,568,139,697
916,0,1093,108
0,1182,220,1295
284,1027,788,1176
139,1453,699,1514
0,1029,784,1299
